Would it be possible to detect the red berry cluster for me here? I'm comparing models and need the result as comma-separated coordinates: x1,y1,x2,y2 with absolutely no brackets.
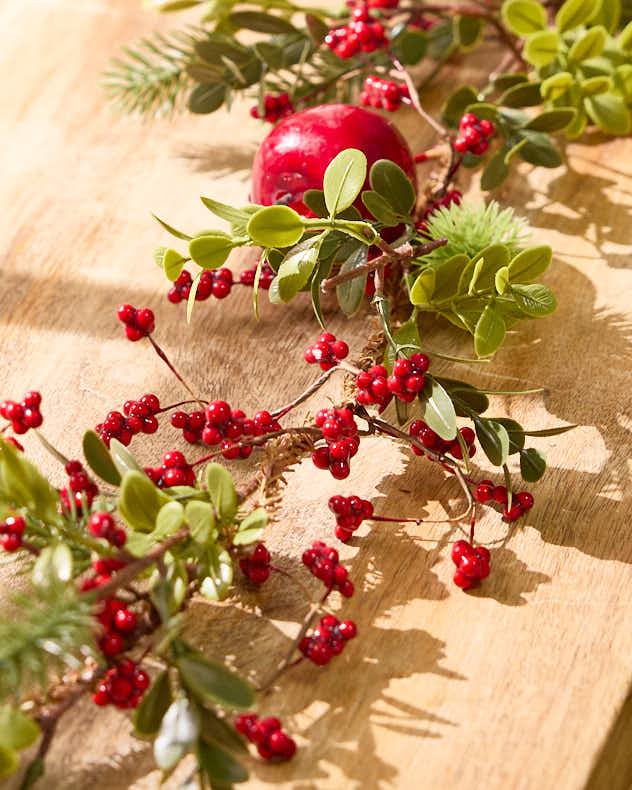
301,541,354,597
451,540,490,590
93,659,150,708
239,543,271,585
234,714,296,761
239,261,274,290
97,595,138,658
0,516,26,552
145,451,195,488
454,113,495,156
170,409,206,443
474,480,534,521
116,304,155,341
312,408,360,480
250,93,294,123
299,614,357,665
202,402,281,460
304,332,349,371
355,364,392,409
88,512,127,548
328,495,373,542
360,75,409,112
325,6,387,58
168,268,233,304
96,393,160,448
60,460,99,515
0,391,43,434
409,421,476,460
387,353,430,402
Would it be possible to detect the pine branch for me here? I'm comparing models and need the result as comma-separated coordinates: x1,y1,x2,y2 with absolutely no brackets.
103,28,204,118
0,588,96,703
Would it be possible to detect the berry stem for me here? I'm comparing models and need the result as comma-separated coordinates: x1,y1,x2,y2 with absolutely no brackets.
189,427,323,467
257,603,320,693
146,335,205,408
271,367,341,420
154,399,209,414
390,55,450,140
35,430,71,467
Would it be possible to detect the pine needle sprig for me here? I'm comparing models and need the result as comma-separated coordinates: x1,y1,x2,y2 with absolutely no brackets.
103,28,204,117
0,588,97,703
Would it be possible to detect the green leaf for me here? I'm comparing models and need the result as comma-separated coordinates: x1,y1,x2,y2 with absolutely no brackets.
200,546,234,600
253,40,284,69
584,91,631,134
473,417,510,466
134,671,173,737
188,81,227,114
199,708,248,754
198,740,248,784
518,130,563,167
591,0,620,32
247,205,305,247
189,235,233,270
520,447,546,481
432,255,469,301
499,80,543,107
176,648,254,710
0,707,40,751
109,438,144,478
541,71,574,101
581,75,612,95
468,245,510,293
474,303,506,357
228,11,297,35
393,28,428,64
323,149,367,216
508,246,552,282
465,102,500,121
480,148,510,190
501,0,548,35
336,245,368,317
361,191,401,225
118,470,171,533
442,86,479,125
82,430,121,486
200,197,258,231
276,240,319,302
33,544,73,593
205,463,237,522
420,377,457,441
494,72,529,91
0,745,18,779
233,507,268,546
524,108,576,131
163,248,187,282
185,500,217,545
303,189,328,218
569,25,607,60
0,438,61,526
19,756,44,789
511,283,557,315
556,0,602,31
524,30,560,66
410,267,436,306
493,417,526,454
152,213,192,242
495,266,510,294
434,378,489,416
619,20,632,51
455,15,483,48
305,13,330,45
523,423,578,437
384,313,421,371
369,159,416,216
155,500,185,538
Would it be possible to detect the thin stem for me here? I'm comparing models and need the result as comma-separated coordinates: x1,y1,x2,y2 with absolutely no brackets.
189,427,323,467
155,399,208,414
390,56,450,139
271,366,340,419
257,603,320,693
147,335,205,408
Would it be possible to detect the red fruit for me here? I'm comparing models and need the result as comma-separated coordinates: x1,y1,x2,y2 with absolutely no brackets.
503,503,522,521
475,483,494,503
516,491,534,510
251,105,416,216
453,569,474,589
493,485,508,504
451,539,472,565
459,554,482,579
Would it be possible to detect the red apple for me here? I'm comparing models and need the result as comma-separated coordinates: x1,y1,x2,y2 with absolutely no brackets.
251,104,416,216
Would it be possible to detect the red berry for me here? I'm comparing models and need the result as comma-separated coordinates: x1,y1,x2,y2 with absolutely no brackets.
475,483,493,503
516,491,534,510
451,540,472,565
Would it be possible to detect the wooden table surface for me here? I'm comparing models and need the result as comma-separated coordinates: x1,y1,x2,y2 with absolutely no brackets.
1,2,632,789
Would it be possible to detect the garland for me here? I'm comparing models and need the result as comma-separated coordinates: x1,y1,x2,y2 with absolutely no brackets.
1,0,629,787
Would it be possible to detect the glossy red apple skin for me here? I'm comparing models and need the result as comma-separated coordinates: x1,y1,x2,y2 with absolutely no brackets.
251,104,416,216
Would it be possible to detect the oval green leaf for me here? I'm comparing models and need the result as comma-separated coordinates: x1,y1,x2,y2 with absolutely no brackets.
247,205,305,247
188,235,233,270
118,470,171,533
134,671,173,737
508,245,552,282
474,416,510,466
369,158,416,216
420,377,457,441
323,149,367,216
82,430,121,486
198,739,249,784
205,463,237,522
569,25,607,61
501,0,547,35
188,81,226,114
524,30,559,67
556,0,601,31
177,651,254,710
474,303,506,357
520,447,546,481
511,283,557,316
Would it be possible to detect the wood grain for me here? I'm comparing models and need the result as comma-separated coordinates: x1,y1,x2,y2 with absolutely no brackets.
1,2,632,789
